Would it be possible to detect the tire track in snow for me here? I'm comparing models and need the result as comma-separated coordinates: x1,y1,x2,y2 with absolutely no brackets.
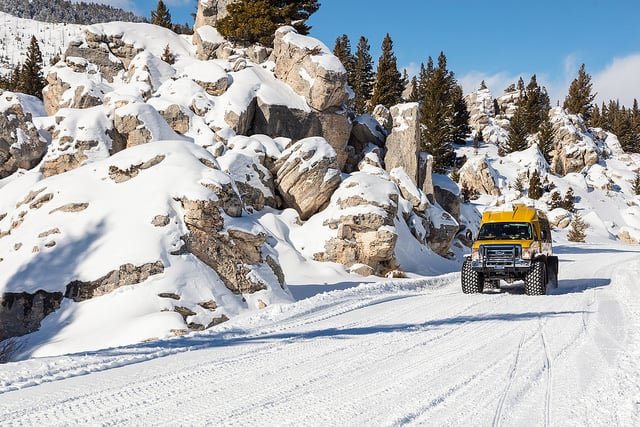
492,332,525,427
539,317,553,427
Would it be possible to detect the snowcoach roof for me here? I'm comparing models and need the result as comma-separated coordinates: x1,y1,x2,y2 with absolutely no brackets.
481,204,545,224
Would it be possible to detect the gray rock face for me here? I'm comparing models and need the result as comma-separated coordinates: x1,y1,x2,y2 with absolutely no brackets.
345,114,386,173
274,137,342,220
0,92,47,178
271,27,348,112
384,103,421,185
464,87,494,135
252,98,352,170
0,290,63,341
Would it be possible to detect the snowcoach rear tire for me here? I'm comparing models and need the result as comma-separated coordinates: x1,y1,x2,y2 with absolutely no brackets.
547,256,558,289
461,259,484,294
524,260,546,295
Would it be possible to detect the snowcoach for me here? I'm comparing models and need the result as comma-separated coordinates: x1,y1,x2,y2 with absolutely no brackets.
461,204,558,295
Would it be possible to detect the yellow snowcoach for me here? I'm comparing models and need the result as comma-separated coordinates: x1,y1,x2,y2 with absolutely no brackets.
462,204,558,295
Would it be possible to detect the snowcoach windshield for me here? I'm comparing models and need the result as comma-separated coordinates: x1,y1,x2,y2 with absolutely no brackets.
477,222,533,241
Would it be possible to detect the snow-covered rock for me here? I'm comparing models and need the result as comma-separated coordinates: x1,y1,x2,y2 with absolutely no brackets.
384,103,420,185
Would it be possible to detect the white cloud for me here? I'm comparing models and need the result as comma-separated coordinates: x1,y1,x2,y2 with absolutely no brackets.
592,53,640,107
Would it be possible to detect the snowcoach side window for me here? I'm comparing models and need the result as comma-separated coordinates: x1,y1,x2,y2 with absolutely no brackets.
477,222,532,240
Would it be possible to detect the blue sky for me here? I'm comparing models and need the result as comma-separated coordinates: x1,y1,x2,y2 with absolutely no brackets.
122,0,640,106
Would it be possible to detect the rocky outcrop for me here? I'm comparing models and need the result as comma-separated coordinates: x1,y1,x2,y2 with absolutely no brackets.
194,0,237,30
345,114,386,173
0,290,63,341
252,99,352,170
273,137,341,220
271,27,348,112
65,261,164,302
0,91,47,178
40,106,113,177
549,108,599,175
458,156,501,196
384,103,421,185
315,172,399,275
180,193,285,294
464,86,494,135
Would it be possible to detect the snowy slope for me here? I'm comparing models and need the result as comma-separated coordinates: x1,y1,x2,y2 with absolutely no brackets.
0,240,638,425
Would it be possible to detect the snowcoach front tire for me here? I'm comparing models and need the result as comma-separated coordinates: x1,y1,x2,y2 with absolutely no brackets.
524,260,546,295
461,259,484,294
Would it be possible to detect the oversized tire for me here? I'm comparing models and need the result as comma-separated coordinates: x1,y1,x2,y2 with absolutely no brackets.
546,256,559,289
524,260,547,295
461,258,484,294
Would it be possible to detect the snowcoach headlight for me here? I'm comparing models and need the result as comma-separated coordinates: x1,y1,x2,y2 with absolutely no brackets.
471,247,480,260
521,247,533,259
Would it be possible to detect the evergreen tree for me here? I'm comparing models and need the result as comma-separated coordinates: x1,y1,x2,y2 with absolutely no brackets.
419,52,457,173
18,36,45,99
522,75,551,134
151,0,172,29
590,103,602,128
548,190,563,210
450,84,471,145
408,76,419,102
352,36,374,114
536,115,556,164
161,44,175,64
506,101,529,153
563,64,596,123
217,0,319,46
567,211,587,242
528,169,543,199
562,187,576,212
369,33,403,110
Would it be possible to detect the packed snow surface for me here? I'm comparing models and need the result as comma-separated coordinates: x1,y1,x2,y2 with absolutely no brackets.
0,240,638,425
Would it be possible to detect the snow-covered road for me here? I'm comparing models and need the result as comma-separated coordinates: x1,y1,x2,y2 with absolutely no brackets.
1,243,639,426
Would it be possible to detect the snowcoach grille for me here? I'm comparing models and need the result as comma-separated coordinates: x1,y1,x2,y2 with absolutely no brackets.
481,245,520,267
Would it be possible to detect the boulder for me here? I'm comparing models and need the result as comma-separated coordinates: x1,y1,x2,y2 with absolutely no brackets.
113,103,188,151
418,153,435,202
390,167,430,212
427,203,459,257
0,92,47,178
43,63,109,115
273,137,341,220
384,103,420,185
464,86,494,135
271,27,348,112
315,171,399,274
458,156,501,196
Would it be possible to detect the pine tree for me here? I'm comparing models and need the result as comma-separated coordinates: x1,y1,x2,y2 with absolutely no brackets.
161,44,175,64
151,0,172,29
217,0,319,46
419,52,458,173
562,187,576,212
548,190,563,210
333,34,355,88
352,36,374,114
563,64,596,123
536,115,556,164
18,36,45,99
567,211,587,242
369,33,403,110
522,75,551,134
450,84,471,145
408,76,419,102
528,169,543,199
506,101,529,153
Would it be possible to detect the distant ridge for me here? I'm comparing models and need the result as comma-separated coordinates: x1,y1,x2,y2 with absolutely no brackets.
0,0,147,24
